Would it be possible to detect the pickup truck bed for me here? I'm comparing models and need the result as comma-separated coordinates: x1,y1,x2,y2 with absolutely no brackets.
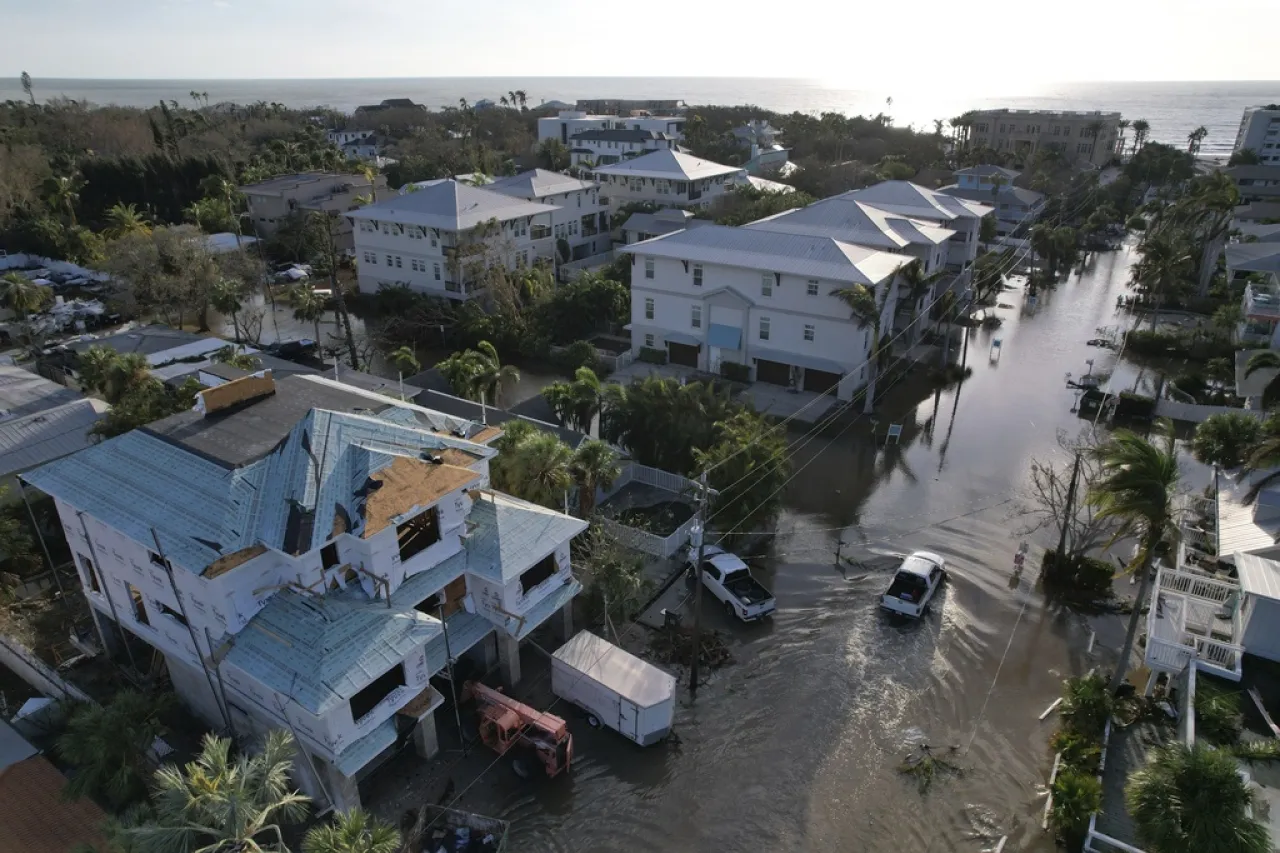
724,573,772,607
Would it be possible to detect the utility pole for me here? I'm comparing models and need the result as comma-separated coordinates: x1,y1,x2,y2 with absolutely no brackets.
688,471,710,699
1055,452,1084,568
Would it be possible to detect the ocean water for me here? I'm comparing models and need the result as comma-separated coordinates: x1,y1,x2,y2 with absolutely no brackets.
4,76,1279,157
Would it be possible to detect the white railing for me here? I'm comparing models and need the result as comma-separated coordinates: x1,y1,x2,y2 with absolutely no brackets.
557,250,615,282
1157,566,1237,603
1146,635,1243,681
598,513,699,558
599,348,634,373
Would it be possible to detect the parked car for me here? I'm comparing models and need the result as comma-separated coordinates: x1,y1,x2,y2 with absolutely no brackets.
880,551,947,618
688,545,776,622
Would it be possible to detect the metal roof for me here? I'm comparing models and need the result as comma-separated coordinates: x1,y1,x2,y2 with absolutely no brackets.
594,150,743,181
0,366,82,419
465,493,588,583
1216,474,1280,557
334,717,397,777
348,179,557,231
509,578,581,640
570,128,672,143
1235,551,1280,600
552,630,676,708
1226,243,1280,273
0,398,103,477
0,720,37,771
954,164,1021,180
225,586,442,714
423,610,495,674
65,325,209,357
745,197,955,249
623,224,910,285
835,180,992,222
484,169,596,200
940,184,1046,209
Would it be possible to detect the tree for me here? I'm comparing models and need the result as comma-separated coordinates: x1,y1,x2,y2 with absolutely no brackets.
1050,771,1102,850
129,731,310,853
104,203,151,240
1116,119,1131,157
211,344,261,371
1127,742,1269,853
104,225,222,330
574,524,649,627
1193,412,1263,468
437,340,519,406
698,410,792,542
570,439,621,517
599,377,735,474
543,367,602,433
0,271,52,326
538,138,570,171
290,285,326,350
210,278,246,342
1187,125,1208,156
1243,350,1280,410
1169,171,1239,297
56,690,174,810
490,422,573,508
302,810,399,853
388,345,420,376
92,377,201,439
20,71,34,104
833,279,891,414
1131,119,1151,157
1014,428,1119,564
1087,423,1181,692
44,172,85,227
1130,231,1193,328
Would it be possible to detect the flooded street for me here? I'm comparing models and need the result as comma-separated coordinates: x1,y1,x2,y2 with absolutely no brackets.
409,238,1222,853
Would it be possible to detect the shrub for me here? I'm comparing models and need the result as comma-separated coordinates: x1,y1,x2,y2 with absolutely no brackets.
1059,672,1112,738
551,340,601,376
1195,682,1243,745
1050,770,1102,848
1193,412,1263,469
1051,729,1103,775
637,346,668,365
720,361,751,382
1114,390,1156,421
1041,551,1115,599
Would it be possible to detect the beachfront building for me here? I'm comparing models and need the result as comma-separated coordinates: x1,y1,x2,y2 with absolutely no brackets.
939,165,1045,238
961,109,1122,167
623,224,911,397
347,179,557,300
567,129,678,167
484,170,612,267
594,151,747,212
240,172,387,251
21,372,586,813
538,110,685,146
1233,105,1280,162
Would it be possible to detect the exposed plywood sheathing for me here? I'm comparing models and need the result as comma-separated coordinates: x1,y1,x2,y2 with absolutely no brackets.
443,576,468,617
197,371,276,417
436,447,483,468
471,426,504,444
203,543,270,578
361,457,481,539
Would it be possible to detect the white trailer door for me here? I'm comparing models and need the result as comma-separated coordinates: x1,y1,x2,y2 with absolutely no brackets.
619,698,640,741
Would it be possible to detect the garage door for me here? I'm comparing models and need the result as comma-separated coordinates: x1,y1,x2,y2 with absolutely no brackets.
668,342,700,368
755,358,792,387
803,368,842,395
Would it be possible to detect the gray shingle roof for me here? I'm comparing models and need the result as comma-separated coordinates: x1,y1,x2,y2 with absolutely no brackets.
745,197,955,249
835,180,992,222
594,150,743,181
484,169,596,200
0,365,82,420
348,180,556,230
622,224,911,285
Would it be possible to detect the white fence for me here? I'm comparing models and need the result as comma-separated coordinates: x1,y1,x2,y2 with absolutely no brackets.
0,633,92,703
1154,399,1266,424
597,463,700,558
599,348,635,373
557,250,615,283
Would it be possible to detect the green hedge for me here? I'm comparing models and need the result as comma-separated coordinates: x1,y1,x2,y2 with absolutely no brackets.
1125,329,1263,362
1041,550,1115,598
637,346,668,365
720,361,751,382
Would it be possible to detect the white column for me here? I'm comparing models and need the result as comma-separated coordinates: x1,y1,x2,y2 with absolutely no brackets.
412,713,439,759
498,633,522,688
323,761,362,812
560,601,574,644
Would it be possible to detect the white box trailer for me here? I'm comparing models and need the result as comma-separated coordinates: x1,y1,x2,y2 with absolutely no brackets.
551,631,677,746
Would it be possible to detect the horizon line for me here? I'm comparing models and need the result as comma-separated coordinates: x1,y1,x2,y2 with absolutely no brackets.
5,74,1280,85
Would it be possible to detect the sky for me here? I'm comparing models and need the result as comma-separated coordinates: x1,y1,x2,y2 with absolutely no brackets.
4,0,1279,83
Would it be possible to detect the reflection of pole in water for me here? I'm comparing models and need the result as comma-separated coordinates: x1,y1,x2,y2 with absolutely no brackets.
937,327,970,474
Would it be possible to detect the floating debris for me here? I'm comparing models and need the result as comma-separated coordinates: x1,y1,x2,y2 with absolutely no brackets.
898,744,965,793
649,624,732,670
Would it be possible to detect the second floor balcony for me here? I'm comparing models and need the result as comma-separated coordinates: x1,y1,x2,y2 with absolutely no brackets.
1145,565,1244,681
1243,279,1280,321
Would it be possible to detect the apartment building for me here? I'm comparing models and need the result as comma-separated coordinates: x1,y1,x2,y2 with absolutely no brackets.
347,179,557,300
483,170,611,262
594,150,746,212
567,129,677,167
963,109,1122,167
1233,105,1280,162
538,110,685,146
21,372,586,813
625,225,911,397
939,165,1045,237
832,181,992,268
240,172,388,251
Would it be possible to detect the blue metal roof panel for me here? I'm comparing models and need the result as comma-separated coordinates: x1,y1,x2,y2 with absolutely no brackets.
464,495,588,583
512,578,581,641
424,610,494,675
334,716,397,777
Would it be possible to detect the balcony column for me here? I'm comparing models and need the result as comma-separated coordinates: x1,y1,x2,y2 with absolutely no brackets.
498,632,522,688
559,600,575,644
323,761,362,812
412,712,439,759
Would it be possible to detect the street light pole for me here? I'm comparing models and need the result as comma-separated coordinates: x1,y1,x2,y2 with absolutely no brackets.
688,471,710,699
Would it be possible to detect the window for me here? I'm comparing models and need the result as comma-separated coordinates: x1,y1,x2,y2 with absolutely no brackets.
645,297,655,320
349,662,406,722
157,600,188,627
759,316,771,341
433,263,441,281
127,583,149,627
394,256,402,268
804,324,815,342
79,554,100,593
385,254,393,266
691,305,701,328
761,274,773,297
1077,142,1092,153
519,554,558,595
644,333,655,348
645,258,654,279
321,542,340,570
807,280,819,296
1052,126,1061,136
431,234,438,247
396,507,440,563
693,264,703,286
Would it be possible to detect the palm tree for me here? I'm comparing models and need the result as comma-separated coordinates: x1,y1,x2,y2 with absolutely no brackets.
56,690,173,810
1187,125,1208,156
1244,351,1280,410
356,164,379,203
302,810,400,853
290,285,326,350
44,172,84,227
1131,119,1151,157
1127,742,1269,853
130,731,309,853
210,278,246,342
20,71,34,104
543,367,602,433
1192,412,1263,469
935,289,959,368
104,203,151,239
388,345,420,376
1116,119,1131,156
1130,232,1193,328
76,345,119,398
0,271,52,324
492,427,573,508
212,344,261,371
834,278,893,414
99,352,153,405
570,439,621,517
897,259,941,341
1170,171,1239,296
438,341,519,406
1087,424,1181,692
514,90,528,111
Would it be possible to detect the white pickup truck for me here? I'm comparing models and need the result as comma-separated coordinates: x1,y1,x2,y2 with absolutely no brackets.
880,551,947,618
689,545,777,622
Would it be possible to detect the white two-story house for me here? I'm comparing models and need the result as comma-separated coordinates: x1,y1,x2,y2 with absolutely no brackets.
833,181,992,270
939,165,1045,238
347,179,558,300
624,225,911,397
484,170,612,265
567,129,677,167
538,110,685,146
21,372,586,813
594,150,747,213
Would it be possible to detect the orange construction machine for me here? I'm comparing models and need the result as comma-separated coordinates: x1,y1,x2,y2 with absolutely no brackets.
461,681,573,778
